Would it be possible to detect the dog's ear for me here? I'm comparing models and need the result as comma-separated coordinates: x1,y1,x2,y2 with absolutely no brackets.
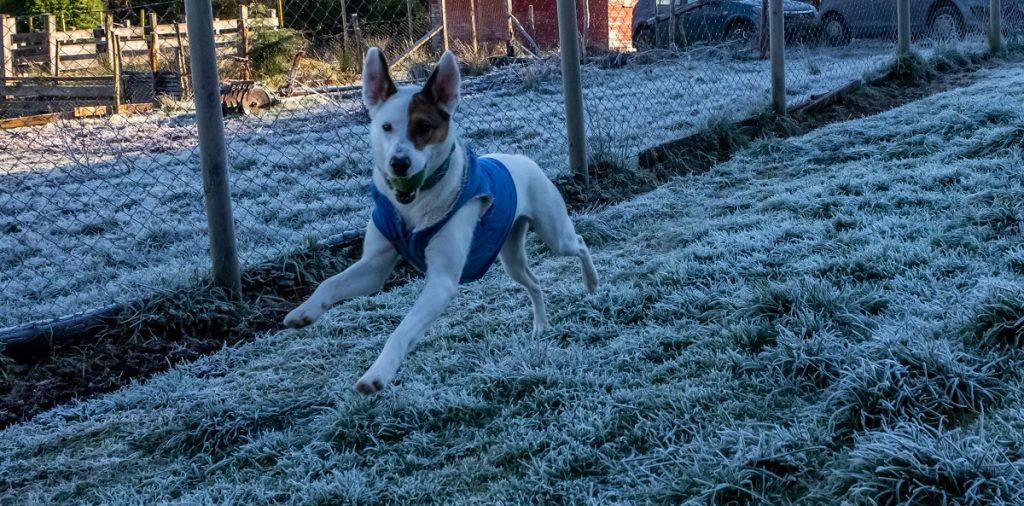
362,47,397,113
422,51,460,115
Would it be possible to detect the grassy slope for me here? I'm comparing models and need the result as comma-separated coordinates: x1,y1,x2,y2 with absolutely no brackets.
3,65,1024,505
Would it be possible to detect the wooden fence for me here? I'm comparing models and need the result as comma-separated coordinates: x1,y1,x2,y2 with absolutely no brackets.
0,9,279,77
0,9,279,123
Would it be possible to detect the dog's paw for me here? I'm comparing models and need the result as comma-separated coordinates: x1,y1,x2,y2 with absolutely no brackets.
355,363,396,396
283,304,322,328
355,377,386,396
532,320,549,339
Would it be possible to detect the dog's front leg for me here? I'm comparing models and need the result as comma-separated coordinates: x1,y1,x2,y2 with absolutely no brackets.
355,201,483,395
284,222,398,328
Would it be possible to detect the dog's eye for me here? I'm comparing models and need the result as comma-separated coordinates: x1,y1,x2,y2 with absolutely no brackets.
414,120,432,135
382,122,393,133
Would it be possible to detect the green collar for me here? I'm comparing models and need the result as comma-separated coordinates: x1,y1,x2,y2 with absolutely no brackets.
387,143,458,204
420,143,458,192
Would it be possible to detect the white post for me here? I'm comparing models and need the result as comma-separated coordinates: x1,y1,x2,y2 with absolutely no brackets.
990,0,1003,52
897,0,911,54
769,0,785,113
0,16,13,81
43,14,57,76
556,0,588,184
184,0,242,296
440,0,449,51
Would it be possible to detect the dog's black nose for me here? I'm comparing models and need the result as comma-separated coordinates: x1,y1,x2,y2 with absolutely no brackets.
390,155,411,176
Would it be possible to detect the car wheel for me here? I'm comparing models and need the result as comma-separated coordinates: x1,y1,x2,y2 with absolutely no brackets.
929,6,965,43
634,26,655,50
725,21,756,45
821,13,850,47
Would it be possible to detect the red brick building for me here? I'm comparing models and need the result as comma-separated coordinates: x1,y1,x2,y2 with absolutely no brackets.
427,0,637,51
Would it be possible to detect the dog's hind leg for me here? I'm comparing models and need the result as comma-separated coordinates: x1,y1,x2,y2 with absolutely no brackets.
532,207,599,294
574,234,599,294
500,218,549,337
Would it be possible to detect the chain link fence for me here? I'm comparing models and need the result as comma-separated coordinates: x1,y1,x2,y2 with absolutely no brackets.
1,0,1021,332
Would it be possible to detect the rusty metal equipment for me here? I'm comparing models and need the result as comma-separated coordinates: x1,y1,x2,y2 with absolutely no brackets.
220,81,275,115
277,50,305,98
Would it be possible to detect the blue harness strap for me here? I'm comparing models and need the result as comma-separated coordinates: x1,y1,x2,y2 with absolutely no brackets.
370,147,518,284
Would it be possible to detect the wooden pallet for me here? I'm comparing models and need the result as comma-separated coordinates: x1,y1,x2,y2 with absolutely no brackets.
0,112,60,129
0,102,153,129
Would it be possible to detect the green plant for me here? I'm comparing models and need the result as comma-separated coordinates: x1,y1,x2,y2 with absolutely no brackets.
966,288,1024,349
0,348,13,382
929,46,972,72
826,338,1000,440
830,424,1024,504
450,40,496,77
807,60,822,76
887,51,931,85
249,27,306,82
4,0,104,30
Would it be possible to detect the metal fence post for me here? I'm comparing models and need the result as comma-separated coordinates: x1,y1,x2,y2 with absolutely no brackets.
769,0,785,113
759,0,768,58
897,0,911,54
184,0,242,297
556,0,588,185
990,0,1003,52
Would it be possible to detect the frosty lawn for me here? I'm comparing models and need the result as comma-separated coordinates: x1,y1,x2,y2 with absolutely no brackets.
0,41,901,328
3,61,1024,504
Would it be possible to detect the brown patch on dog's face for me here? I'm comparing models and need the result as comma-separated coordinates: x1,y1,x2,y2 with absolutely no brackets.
407,91,450,150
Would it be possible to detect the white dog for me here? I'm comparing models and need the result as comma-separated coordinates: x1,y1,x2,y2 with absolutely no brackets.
284,48,598,395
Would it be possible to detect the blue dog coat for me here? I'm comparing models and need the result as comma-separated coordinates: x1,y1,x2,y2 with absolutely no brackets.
370,147,518,283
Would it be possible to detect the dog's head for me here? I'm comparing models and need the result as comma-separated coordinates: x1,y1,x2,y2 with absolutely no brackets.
362,48,461,189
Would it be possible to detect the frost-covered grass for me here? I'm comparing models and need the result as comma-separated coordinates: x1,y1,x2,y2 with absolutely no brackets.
4,61,1024,504
0,41,911,328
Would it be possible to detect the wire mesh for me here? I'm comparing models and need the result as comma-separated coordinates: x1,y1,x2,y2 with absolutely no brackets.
789,0,899,107
0,0,1021,330
1004,1,1024,46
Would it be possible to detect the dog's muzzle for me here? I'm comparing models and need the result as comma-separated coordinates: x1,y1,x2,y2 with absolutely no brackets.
394,189,417,204
383,143,457,205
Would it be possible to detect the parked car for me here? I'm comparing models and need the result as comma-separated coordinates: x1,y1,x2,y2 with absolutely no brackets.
631,0,819,49
817,0,1024,46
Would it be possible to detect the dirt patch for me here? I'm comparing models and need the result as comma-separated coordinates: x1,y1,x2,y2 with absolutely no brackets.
0,240,420,429
789,53,1001,131
1,49,1021,430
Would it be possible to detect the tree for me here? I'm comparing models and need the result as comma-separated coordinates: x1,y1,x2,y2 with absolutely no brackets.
2,0,105,30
